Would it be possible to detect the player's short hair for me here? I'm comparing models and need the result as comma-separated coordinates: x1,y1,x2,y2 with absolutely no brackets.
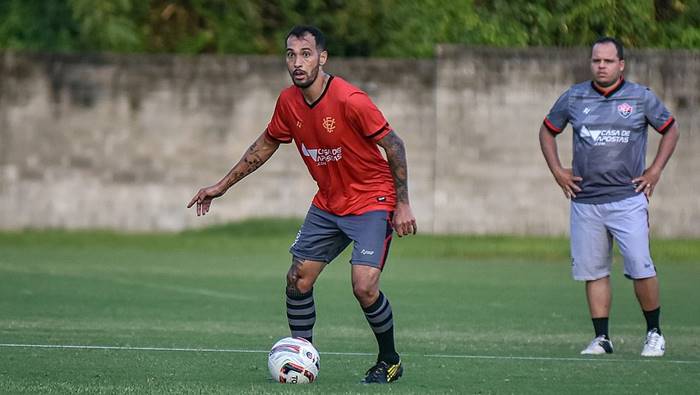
592,36,624,60
286,25,327,52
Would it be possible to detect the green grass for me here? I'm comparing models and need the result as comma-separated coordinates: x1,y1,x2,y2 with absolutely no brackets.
1,219,699,394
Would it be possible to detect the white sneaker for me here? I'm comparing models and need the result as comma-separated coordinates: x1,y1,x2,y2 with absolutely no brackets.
641,329,665,357
580,335,614,355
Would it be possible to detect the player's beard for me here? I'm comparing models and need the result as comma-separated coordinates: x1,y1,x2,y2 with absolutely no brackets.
291,65,320,89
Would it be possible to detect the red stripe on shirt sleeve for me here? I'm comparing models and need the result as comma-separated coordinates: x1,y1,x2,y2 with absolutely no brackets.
543,117,562,134
657,117,675,134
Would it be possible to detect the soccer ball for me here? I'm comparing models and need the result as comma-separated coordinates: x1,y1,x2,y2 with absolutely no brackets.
268,337,320,384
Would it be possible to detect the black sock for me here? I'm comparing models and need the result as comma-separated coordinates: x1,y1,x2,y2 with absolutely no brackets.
592,317,609,339
643,307,661,334
286,288,315,343
362,291,399,364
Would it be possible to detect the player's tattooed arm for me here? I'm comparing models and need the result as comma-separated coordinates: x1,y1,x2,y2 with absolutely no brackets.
223,133,280,188
187,131,280,215
378,130,417,236
378,130,410,204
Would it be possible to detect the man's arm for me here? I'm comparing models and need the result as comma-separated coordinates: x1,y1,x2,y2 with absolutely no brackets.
377,130,417,236
187,131,280,216
539,124,582,199
632,123,679,197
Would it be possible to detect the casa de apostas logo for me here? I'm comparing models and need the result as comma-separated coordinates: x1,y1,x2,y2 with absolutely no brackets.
580,125,630,146
301,143,342,166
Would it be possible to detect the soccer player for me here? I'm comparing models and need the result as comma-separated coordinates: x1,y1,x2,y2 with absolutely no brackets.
539,37,679,357
187,25,416,383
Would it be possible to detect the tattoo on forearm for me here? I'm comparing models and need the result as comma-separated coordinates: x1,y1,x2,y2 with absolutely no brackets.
237,141,265,179
381,132,410,204
225,138,269,186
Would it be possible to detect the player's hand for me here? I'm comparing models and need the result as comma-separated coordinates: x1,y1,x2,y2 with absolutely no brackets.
633,168,661,198
553,167,582,199
392,202,417,237
187,184,225,216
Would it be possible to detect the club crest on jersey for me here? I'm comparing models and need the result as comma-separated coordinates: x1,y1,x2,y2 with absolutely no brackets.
617,103,633,118
322,116,336,133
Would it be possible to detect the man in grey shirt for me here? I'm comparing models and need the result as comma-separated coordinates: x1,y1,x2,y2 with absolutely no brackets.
539,37,679,357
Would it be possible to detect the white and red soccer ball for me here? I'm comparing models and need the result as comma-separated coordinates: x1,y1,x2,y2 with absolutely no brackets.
268,337,320,384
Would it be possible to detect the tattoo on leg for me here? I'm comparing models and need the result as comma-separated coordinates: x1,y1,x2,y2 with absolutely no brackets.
286,257,304,295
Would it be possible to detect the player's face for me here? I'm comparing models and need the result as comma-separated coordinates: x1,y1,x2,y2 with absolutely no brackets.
590,42,625,87
286,33,327,89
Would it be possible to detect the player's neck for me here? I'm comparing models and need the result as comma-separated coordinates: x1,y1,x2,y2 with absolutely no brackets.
593,76,624,95
301,72,330,105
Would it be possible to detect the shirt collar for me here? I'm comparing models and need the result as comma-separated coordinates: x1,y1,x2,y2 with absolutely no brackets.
591,76,625,98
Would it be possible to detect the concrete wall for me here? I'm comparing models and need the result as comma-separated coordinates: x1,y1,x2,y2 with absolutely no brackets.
0,53,436,232
0,48,697,236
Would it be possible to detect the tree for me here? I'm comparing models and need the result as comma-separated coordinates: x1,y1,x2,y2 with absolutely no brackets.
2,0,700,56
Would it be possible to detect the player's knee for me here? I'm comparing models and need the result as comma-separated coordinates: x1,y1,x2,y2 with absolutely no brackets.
286,266,313,295
352,282,378,304
286,280,313,296
294,278,314,294
286,277,313,295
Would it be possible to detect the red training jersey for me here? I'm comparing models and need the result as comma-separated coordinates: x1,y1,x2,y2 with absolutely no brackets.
266,76,396,216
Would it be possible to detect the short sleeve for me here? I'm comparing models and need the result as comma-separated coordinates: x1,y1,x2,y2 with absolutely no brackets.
266,95,293,143
345,92,391,142
543,89,571,134
644,88,675,134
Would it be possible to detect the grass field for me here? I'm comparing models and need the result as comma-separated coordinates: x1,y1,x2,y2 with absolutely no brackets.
1,219,699,394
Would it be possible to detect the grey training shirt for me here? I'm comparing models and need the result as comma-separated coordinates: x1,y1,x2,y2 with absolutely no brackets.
544,79,675,204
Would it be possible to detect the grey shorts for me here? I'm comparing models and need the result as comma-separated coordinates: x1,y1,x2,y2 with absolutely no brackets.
290,205,394,269
570,193,656,281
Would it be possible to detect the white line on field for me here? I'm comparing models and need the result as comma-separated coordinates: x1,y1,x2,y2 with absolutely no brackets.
1,343,698,364
423,353,699,364
0,343,268,353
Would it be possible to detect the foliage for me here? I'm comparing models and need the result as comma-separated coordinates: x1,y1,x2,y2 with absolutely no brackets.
1,0,700,56
69,0,148,52
0,0,80,51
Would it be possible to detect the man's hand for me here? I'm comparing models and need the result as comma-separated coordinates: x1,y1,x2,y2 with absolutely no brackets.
187,184,225,216
377,131,416,236
633,168,661,198
553,167,583,199
540,124,581,199
393,202,417,237
632,123,679,198
186,131,281,217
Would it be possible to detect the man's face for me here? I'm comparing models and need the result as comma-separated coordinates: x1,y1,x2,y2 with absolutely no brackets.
286,33,327,89
590,42,625,87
